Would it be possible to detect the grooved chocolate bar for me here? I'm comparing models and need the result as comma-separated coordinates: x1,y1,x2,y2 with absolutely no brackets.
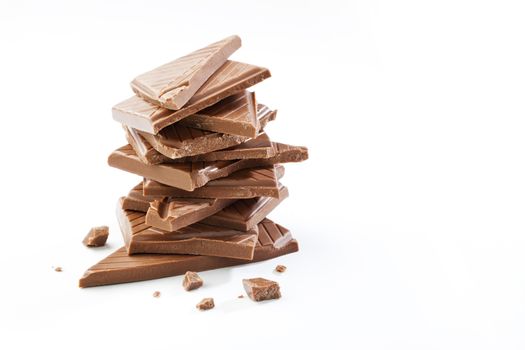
79,219,298,288
143,165,283,199
118,201,258,259
113,60,271,134
178,91,260,138
201,185,288,231
131,36,241,110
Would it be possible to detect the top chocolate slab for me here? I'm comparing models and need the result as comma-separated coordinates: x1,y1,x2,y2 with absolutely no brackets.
177,91,260,138
131,36,241,110
114,61,271,134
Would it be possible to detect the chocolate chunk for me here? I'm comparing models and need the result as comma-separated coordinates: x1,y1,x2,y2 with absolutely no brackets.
242,278,281,302
238,295,244,299
82,226,109,247
196,298,214,311
183,271,203,291
152,291,161,298
275,265,286,273
113,61,271,134
131,36,241,110
54,266,63,272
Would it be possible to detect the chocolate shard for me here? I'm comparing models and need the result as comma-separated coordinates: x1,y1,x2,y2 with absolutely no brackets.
196,298,214,310
178,91,260,138
145,197,235,232
118,199,258,259
82,226,109,247
78,219,298,288
242,278,281,302
121,183,160,212
171,132,276,163
108,144,274,191
142,165,284,199
183,271,203,291
131,35,241,110
200,185,289,231
125,104,276,165
275,265,287,273
113,61,271,134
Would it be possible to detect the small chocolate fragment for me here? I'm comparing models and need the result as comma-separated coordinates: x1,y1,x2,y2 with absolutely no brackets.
238,295,244,299
54,266,63,272
183,271,203,291
83,226,109,247
242,278,281,302
196,298,215,311
275,265,286,273
153,291,161,298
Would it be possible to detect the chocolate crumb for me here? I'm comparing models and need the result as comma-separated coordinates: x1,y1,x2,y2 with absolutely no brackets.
196,298,214,310
238,295,244,299
153,291,161,298
275,265,287,273
54,267,63,272
83,226,109,247
183,271,203,291
243,278,281,302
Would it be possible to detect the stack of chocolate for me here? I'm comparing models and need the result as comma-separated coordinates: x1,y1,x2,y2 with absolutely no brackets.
79,36,308,288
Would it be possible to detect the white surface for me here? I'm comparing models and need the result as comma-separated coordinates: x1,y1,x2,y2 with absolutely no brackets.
1,0,525,349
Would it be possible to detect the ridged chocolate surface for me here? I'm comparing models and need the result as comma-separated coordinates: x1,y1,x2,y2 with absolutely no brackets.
79,218,297,287
142,164,284,199
178,91,260,138
113,60,271,134
131,36,241,110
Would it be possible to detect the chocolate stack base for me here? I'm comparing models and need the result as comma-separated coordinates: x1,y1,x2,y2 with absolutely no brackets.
79,35,307,288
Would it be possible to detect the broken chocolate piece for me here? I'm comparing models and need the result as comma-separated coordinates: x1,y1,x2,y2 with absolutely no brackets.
145,197,235,232
153,291,161,298
82,226,109,247
118,200,258,259
196,298,214,310
183,271,203,291
275,265,286,273
113,61,271,134
242,278,281,302
131,35,241,110
54,267,63,272
142,165,284,199
79,220,298,287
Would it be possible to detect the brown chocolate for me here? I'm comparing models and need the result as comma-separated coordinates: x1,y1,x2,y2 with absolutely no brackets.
201,185,288,231
141,163,284,199
121,184,160,212
242,278,281,301
79,219,298,287
131,36,241,110
108,144,274,191
118,200,258,259
178,91,261,138
275,265,286,273
54,267,63,272
145,197,235,232
82,226,109,247
196,298,214,310
183,271,203,291
113,61,271,134
153,291,161,298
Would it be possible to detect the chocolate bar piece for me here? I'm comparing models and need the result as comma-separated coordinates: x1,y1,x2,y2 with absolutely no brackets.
131,36,241,110
142,165,284,199
201,185,288,231
118,201,258,259
196,298,214,310
79,219,298,287
82,226,109,247
145,196,235,232
171,132,276,163
113,61,271,134
108,145,273,191
242,278,281,301
125,104,276,165
178,91,261,138
183,271,203,291
121,184,159,212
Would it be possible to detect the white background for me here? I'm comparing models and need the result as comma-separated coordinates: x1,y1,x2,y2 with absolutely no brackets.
1,0,525,349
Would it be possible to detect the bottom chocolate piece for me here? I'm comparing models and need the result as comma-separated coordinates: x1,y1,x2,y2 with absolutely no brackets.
78,221,298,288
242,278,281,301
